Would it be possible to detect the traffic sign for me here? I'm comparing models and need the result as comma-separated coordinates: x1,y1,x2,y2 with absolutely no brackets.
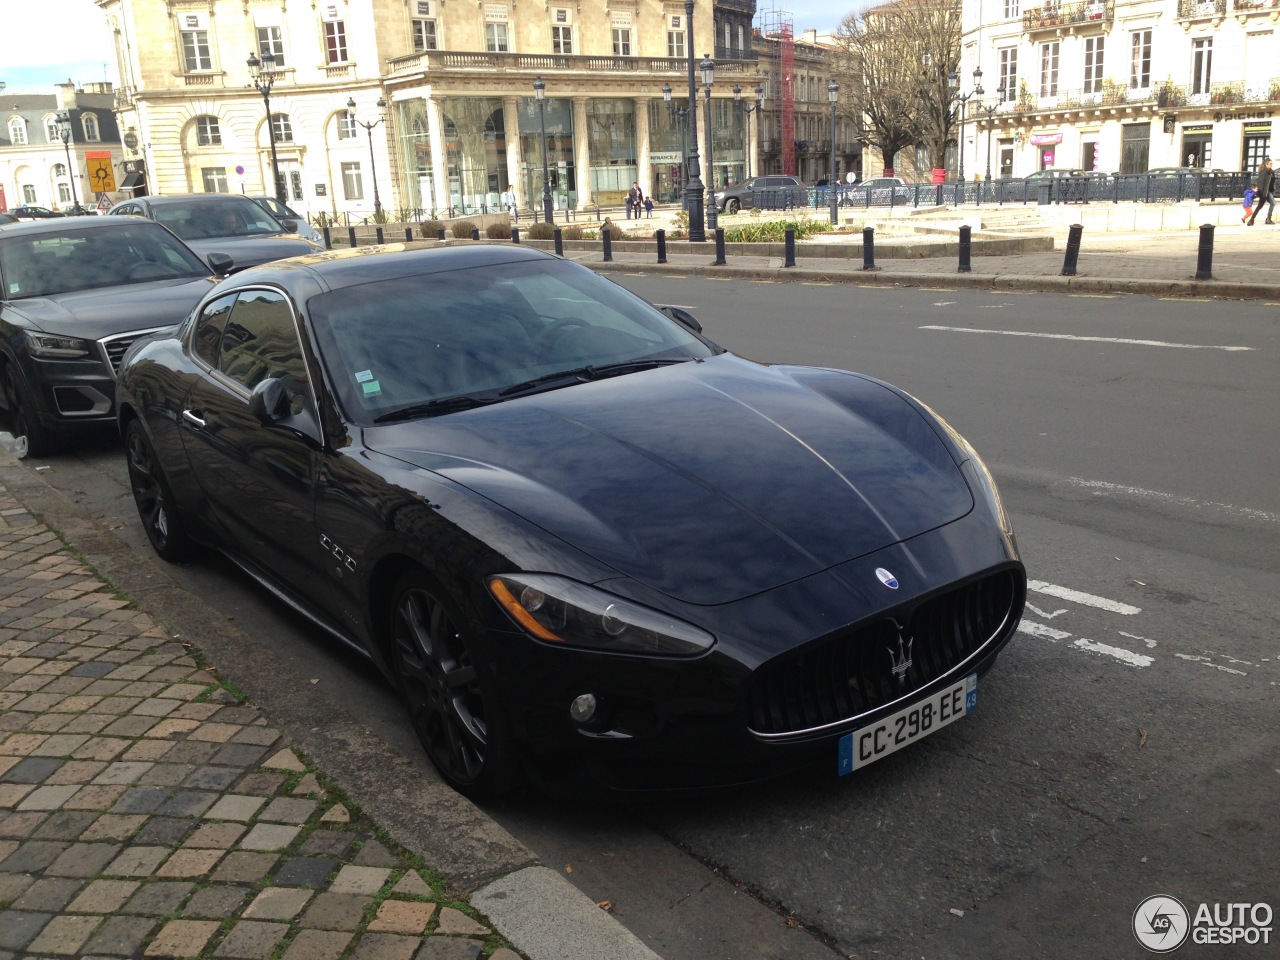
86,151,115,193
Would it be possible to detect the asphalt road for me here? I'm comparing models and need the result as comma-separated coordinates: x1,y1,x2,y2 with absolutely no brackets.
6,278,1277,959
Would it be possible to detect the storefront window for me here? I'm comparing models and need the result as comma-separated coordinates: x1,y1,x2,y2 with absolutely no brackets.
442,96,509,214
395,99,434,216
647,101,686,203
709,98,745,190
518,96,577,211
585,99,636,202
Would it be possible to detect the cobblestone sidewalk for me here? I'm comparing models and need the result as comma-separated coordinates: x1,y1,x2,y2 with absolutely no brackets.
0,482,522,960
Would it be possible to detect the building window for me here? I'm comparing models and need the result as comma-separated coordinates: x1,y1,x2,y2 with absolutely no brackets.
45,116,60,142
612,27,631,56
22,184,37,203
341,161,363,200
202,167,229,193
1083,37,1104,94
552,25,573,54
668,30,685,58
337,110,357,139
486,23,509,52
413,18,437,51
257,26,286,67
1244,131,1270,171
1191,38,1212,96
196,116,222,146
182,30,212,71
1039,41,1059,96
58,182,72,203
272,113,294,143
54,163,67,177
1004,0,1019,17
724,21,731,48
83,115,99,141
999,48,1017,102
324,20,348,63
738,24,745,49
1130,30,1152,90
8,118,26,144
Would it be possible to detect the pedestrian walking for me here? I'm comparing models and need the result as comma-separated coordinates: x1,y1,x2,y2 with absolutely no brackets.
1243,185,1257,223
626,182,642,220
1248,158,1274,225
500,187,518,221
644,196,654,218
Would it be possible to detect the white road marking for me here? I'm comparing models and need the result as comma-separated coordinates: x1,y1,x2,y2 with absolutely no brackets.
919,325,1253,351
1017,620,1071,641
1026,603,1068,620
1175,654,1248,677
1120,631,1158,649
932,301,957,306
1066,477,1280,526
1029,581,1141,615
1073,638,1153,668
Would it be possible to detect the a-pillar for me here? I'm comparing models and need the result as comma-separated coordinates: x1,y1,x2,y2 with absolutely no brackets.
573,96,592,210
634,96,651,202
426,96,450,215
502,96,523,211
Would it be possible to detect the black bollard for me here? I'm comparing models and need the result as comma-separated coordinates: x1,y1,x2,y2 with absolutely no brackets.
511,227,520,244
436,228,446,240
375,227,384,244
958,224,972,273
348,226,357,248
471,227,480,240
404,227,414,242
1195,223,1214,281
862,226,876,270
322,226,332,250
1061,223,1083,276
784,226,796,268
657,228,667,264
554,227,564,257
713,228,726,265
602,227,613,262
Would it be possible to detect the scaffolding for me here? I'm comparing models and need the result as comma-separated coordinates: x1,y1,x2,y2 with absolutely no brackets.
757,4,795,177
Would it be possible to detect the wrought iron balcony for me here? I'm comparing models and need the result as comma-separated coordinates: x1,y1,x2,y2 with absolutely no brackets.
714,45,758,61
1177,0,1226,18
1022,0,1113,32
1232,0,1280,12
386,49,762,77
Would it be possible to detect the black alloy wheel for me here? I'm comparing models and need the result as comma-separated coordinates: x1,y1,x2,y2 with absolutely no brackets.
727,198,741,214
390,570,518,799
124,419,194,562
1,361,54,459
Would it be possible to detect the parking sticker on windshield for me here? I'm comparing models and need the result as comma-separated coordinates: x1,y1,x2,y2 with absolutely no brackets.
361,379,382,397
355,370,374,382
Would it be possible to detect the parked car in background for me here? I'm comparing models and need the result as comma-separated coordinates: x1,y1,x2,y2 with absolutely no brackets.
1023,169,1088,181
0,217,219,458
108,194,325,271
117,241,1026,799
841,176,912,205
8,206,66,220
715,175,808,213
249,195,326,245
0,213,16,225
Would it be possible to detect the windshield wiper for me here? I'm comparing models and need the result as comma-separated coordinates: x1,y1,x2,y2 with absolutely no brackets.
498,357,693,399
372,394,495,423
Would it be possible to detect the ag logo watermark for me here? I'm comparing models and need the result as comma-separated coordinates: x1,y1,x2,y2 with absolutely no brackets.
1134,895,1273,952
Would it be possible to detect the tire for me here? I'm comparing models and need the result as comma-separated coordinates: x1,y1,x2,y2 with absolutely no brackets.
1,360,56,459
124,418,195,562
726,198,741,214
389,569,520,799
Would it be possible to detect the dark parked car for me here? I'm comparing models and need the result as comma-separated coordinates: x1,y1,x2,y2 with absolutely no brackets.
0,213,16,225
714,175,808,213
249,196,325,245
109,194,324,270
117,243,1026,798
8,205,66,220
0,217,218,458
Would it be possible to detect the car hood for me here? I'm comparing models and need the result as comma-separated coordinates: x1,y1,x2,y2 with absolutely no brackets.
186,234,321,269
369,356,974,605
6,276,215,338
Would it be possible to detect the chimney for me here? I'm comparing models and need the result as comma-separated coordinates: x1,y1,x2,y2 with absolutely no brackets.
55,81,78,110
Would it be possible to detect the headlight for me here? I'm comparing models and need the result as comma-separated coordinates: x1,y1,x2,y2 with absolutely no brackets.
714,192,725,201
26,332,94,360
487,574,714,657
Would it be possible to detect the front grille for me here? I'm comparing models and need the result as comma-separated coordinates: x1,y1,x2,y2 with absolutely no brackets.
746,570,1020,737
99,327,172,376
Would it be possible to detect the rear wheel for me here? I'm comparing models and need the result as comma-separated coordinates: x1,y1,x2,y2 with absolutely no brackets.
726,198,741,214
124,419,195,562
1,361,56,459
390,570,519,799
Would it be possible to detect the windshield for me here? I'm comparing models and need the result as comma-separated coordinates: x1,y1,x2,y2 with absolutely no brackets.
153,200,285,241
1,222,210,300
308,257,719,425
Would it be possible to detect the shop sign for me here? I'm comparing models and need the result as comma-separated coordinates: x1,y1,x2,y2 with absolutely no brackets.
1030,132,1063,146
651,151,682,163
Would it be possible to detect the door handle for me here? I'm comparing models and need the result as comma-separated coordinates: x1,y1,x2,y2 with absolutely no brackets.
182,409,206,428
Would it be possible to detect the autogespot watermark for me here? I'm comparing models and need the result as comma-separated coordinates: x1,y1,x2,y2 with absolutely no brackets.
1133,895,1273,952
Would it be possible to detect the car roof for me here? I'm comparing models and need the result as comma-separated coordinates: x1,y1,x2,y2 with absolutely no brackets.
132,194,264,206
0,215,147,237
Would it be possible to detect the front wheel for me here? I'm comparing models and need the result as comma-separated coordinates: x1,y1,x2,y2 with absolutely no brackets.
124,419,195,562
726,198,740,214
390,570,520,799
1,361,56,460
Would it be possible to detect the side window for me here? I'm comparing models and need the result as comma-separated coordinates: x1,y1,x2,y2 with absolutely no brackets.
192,294,237,368
217,290,310,414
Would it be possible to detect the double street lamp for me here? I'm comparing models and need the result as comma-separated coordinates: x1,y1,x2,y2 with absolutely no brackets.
532,77,555,224
948,66,984,184
54,112,81,214
827,81,839,225
247,52,284,204
347,96,387,218
682,0,706,242
980,83,1007,182
733,83,764,180
700,54,717,231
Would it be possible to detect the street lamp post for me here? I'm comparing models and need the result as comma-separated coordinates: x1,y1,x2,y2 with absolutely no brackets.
247,52,284,204
948,67,984,184
347,96,387,218
827,81,839,225
55,113,81,214
533,77,555,224
683,0,706,242
981,83,1006,183
662,83,690,209
701,55,716,231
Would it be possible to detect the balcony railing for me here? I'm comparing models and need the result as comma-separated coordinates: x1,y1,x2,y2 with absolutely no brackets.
1232,0,1280,11
714,45,758,61
1022,0,1113,31
1178,0,1226,16
386,49,761,76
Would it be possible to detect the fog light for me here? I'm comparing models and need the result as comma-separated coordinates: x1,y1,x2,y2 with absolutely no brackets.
569,693,597,723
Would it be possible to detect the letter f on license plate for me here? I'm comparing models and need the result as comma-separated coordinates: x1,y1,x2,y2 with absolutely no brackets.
837,674,977,776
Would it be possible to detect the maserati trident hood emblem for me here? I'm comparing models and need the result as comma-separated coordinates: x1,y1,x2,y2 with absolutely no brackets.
876,567,899,589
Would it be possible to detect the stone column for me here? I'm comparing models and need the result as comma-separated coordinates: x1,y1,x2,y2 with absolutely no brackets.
426,96,450,215
749,113,759,181
503,96,523,212
573,96,591,210
634,96,651,202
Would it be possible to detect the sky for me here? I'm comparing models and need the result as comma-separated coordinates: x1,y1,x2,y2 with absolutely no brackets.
0,0,846,93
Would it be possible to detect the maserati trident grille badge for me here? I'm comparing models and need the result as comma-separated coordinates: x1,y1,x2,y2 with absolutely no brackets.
888,628,914,684
875,567,899,589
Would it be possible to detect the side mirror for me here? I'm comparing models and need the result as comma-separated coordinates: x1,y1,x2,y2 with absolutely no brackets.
657,304,703,334
280,218,298,234
248,378,290,423
207,252,234,277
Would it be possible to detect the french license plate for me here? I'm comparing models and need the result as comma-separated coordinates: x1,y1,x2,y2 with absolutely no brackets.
837,674,977,776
